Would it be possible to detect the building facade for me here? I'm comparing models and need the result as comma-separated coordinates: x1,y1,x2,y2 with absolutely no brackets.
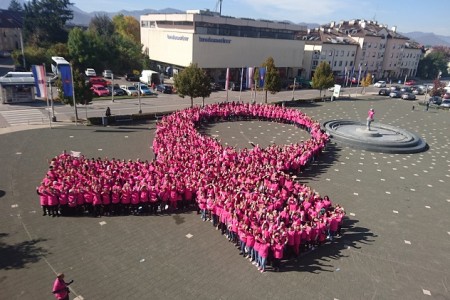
301,19,423,81
140,10,306,83
0,9,23,53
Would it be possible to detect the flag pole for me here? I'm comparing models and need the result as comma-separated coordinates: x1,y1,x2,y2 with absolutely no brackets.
43,63,52,129
239,67,243,102
70,63,78,125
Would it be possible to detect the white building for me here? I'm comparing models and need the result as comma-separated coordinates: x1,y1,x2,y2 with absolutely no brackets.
140,10,306,84
300,27,359,80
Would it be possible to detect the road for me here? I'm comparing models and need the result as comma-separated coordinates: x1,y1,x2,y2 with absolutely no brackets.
1,83,412,128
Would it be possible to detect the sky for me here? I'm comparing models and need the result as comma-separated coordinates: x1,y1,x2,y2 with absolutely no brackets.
64,0,449,36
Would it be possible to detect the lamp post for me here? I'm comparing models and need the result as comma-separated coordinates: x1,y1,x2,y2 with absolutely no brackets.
291,77,296,100
111,74,114,103
138,82,142,114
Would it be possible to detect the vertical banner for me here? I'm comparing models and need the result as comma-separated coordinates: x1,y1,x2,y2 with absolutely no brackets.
247,67,254,89
59,64,73,97
259,67,266,88
31,65,48,98
225,68,230,91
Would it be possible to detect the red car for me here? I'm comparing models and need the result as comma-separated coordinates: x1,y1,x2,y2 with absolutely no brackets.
405,79,416,86
91,84,110,97
89,77,111,87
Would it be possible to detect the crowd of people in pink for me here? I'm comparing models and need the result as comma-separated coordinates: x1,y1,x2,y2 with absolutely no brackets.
37,102,345,272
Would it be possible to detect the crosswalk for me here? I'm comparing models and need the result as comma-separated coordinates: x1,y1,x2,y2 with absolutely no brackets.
0,109,51,127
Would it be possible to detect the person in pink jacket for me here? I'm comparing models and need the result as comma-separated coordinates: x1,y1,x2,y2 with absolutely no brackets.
52,273,73,300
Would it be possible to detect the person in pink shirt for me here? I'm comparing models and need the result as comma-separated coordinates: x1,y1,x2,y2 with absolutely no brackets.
258,238,270,273
271,236,284,272
52,273,73,300
36,185,49,216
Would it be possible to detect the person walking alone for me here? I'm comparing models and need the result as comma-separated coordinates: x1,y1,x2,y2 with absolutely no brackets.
52,273,73,300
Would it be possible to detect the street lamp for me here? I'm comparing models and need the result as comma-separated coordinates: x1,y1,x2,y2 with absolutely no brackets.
111,74,114,103
138,82,142,114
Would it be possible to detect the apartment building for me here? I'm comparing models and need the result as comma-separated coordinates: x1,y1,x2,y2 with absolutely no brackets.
305,19,423,81
0,9,23,53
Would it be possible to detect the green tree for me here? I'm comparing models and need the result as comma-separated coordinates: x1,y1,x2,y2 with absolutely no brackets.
67,27,103,71
8,0,23,11
312,61,334,97
417,52,448,79
112,14,140,44
261,57,281,103
56,68,92,106
174,63,211,108
23,0,73,47
89,14,115,37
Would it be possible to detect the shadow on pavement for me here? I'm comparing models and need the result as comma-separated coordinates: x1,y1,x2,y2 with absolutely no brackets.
296,143,341,181
0,190,5,198
280,218,376,273
0,233,49,270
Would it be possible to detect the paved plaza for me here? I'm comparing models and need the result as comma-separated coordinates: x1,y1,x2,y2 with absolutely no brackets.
0,97,449,299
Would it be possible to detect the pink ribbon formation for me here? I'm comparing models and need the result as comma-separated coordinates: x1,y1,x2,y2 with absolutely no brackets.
38,102,345,260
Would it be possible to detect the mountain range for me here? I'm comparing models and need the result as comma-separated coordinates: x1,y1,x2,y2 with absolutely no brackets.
1,1,449,47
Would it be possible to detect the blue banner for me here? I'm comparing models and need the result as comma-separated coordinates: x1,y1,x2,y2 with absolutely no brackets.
59,64,73,97
259,67,266,87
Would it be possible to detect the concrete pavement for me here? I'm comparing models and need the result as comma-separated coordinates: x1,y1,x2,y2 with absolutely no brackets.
0,94,449,299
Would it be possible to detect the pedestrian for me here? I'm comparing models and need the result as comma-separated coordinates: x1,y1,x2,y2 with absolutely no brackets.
105,107,111,117
425,101,429,111
52,273,73,300
412,105,415,111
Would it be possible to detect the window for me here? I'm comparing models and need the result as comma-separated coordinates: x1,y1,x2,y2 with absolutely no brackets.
334,61,337,67
350,61,353,66
340,50,344,56
312,61,318,66
339,61,342,67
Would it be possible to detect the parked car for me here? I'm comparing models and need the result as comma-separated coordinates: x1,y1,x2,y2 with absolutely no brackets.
156,84,173,94
91,84,110,97
288,82,302,90
106,85,126,96
390,85,401,91
440,99,450,108
442,93,450,99
389,91,402,98
374,81,386,87
134,83,155,96
102,70,113,79
412,86,425,95
378,88,390,96
124,73,139,81
210,82,222,91
428,96,442,105
400,87,412,93
405,79,417,86
401,92,416,100
89,77,110,87
120,85,139,96
85,68,96,77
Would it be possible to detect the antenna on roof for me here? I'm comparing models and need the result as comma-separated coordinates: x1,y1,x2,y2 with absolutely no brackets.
215,0,223,16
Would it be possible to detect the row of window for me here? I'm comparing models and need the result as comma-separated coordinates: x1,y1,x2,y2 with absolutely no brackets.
314,50,356,57
362,42,386,49
195,23,295,40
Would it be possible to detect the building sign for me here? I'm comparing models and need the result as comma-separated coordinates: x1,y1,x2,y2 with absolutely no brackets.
198,36,231,44
167,34,189,41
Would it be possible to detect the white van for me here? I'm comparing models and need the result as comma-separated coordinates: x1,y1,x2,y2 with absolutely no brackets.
2,71,33,78
140,70,161,85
